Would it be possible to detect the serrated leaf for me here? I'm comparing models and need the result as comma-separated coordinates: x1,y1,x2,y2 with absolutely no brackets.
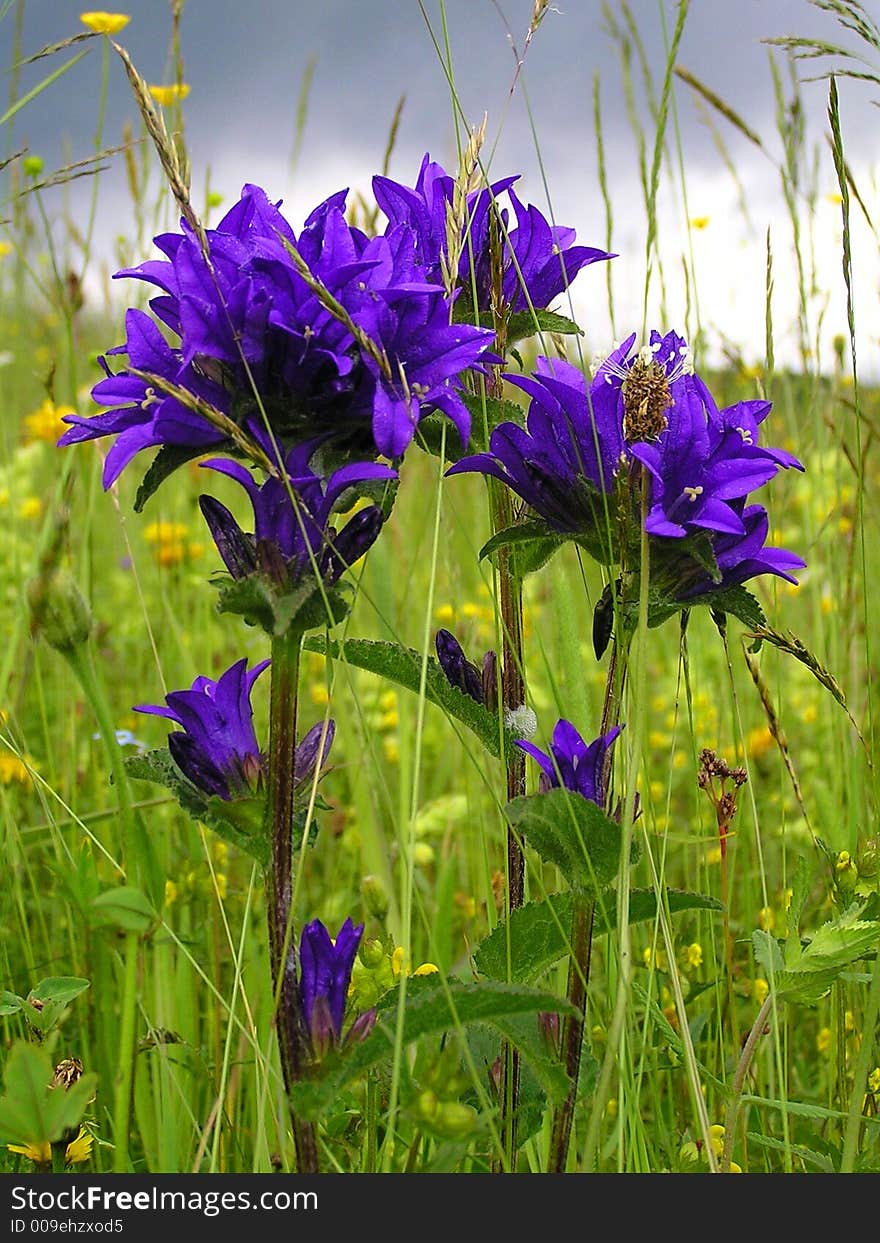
505,788,635,895
0,1042,97,1148
90,886,155,934
508,309,584,343
134,443,211,512
475,888,723,982
697,585,767,630
478,521,565,579
125,748,268,865
746,1132,837,1172
303,635,515,759
0,992,23,1016
289,976,576,1120
752,928,785,978
490,1015,572,1104
756,904,880,1006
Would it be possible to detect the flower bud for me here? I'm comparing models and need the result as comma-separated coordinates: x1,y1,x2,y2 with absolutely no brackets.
28,569,93,655
360,874,389,920
416,1089,438,1122
432,1101,478,1139
359,937,386,969
856,837,879,882
344,1008,376,1046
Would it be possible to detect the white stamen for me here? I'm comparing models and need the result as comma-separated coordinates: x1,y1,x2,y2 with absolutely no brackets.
683,485,704,502
736,426,753,444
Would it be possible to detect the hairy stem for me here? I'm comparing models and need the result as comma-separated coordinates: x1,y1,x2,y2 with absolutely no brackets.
265,629,318,1173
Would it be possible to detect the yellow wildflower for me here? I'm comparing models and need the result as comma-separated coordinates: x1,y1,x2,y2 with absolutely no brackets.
753,978,769,1006
747,726,775,760
187,541,204,561
758,906,775,932
704,845,723,866
164,879,178,907
685,942,703,970
379,689,398,711
80,12,130,34
434,604,456,623
22,398,76,444
826,191,843,206
816,1026,832,1054
383,736,399,764
8,1127,93,1167
17,497,42,520
708,1124,725,1158
149,84,191,106
413,962,439,977
690,215,710,230
155,541,186,567
144,520,187,544
391,946,406,977
844,1010,855,1033
412,842,435,868
605,1097,618,1119
867,1067,880,1094
0,240,13,258
0,751,34,786
310,682,330,707
728,1161,743,1173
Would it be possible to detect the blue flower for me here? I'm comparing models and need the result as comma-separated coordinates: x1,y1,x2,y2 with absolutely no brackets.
374,153,612,313
516,720,622,805
676,504,806,599
60,183,494,484
435,629,488,704
134,657,270,800
298,917,364,1051
198,429,396,588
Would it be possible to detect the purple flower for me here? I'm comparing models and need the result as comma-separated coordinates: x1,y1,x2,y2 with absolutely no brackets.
61,183,494,481
374,153,612,313
447,355,625,537
298,916,364,1051
133,657,270,800
198,429,396,588
676,504,806,600
516,720,622,806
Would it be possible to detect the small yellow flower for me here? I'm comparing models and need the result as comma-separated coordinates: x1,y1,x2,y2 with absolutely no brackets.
0,240,12,258
825,191,843,206
155,541,186,567
187,541,204,561
214,873,227,901
753,978,769,1006
149,84,191,106
704,846,723,866
383,736,399,764
605,1097,618,1119
434,603,455,623
867,1067,880,1094
728,1161,743,1173
708,1124,725,1158
18,497,43,520
747,725,775,760
80,12,130,34
22,398,76,444
758,906,775,932
412,842,435,867
685,942,703,969
143,520,187,544
379,708,399,731
413,962,439,977
164,879,178,906
816,1026,832,1054
379,689,398,711
690,215,710,230
0,751,35,786
844,1010,855,1033
8,1127,93,1167
310,682,330,707
391,946,406,977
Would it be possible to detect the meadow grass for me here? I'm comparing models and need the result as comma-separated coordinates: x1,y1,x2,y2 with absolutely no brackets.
0,1,878,1175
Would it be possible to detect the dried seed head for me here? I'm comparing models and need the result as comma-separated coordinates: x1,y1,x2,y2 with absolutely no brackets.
621,355,673,442
50,1058,84,1090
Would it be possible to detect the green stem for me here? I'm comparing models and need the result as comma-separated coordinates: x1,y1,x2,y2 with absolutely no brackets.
62,640,146,1173
265,629,318,1173
841,945,880,1172
491,481,527,1173
721,992,773,1172
112,931,140,1173
547,629,630,1174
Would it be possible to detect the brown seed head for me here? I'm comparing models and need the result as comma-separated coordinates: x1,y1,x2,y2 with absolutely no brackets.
622,358,673,442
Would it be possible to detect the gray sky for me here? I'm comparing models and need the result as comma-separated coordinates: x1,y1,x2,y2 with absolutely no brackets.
6,0,880,374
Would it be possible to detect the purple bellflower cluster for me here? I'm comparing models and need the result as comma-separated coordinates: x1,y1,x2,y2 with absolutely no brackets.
374,153,613,314
448,329,805,603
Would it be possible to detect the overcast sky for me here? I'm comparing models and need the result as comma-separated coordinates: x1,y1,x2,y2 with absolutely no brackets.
6,0,880,375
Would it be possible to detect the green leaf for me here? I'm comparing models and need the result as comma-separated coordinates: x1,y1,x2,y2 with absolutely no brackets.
478,521,567,581
746,1132,837,1173
0,992,23,1016
756,903,880,1006
475,888,723,982
693,585,767,630
491,1015,572,1103
289,976,576,1120
214,571,351,637
507,309,584,343
90,886,155,934
125,748,269,865
0,1042,97,1148
303,635,516,759
134,443,210,512
28,978,89,1007
505,788,636,895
